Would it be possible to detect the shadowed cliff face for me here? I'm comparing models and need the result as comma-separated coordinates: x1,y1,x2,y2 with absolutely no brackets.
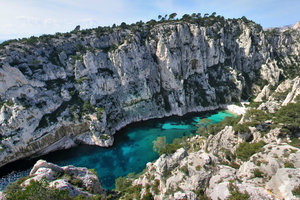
0,17,299,167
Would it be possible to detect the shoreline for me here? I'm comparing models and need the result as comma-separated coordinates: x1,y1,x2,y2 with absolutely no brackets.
226,103,247,115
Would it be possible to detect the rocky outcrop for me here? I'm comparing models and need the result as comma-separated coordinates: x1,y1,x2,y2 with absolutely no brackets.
293,21,300,29
282,77,300,105
0,18,300,168
133,148,217,200
118,74,300,200
267,168,300,200
258,77,300,113
23,160,104,197
124,136,300,200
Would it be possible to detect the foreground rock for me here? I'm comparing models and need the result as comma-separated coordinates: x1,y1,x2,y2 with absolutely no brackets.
123,141,300,200
1,160,105,199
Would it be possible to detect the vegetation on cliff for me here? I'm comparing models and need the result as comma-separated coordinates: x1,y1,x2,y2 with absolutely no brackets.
0,12,261,50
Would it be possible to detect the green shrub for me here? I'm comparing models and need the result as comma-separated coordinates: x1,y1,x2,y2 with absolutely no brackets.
25,36,39,45
115,176,143,199
142,191,154,200
76,76,88,84
247,101,261,108
197,116,240,137
153,136,184,156
244,109,270,126
179,165,189,176
290,138,300,148
88,168,98,176
292,185,300,197
228,182,250,200
72,54,83,62
82,101,94,114
115,177,132,192
272,88,292,101
4,179,71,200
274,101,300,134
195,165,201,171
70,178,83,187
100,134,110,140
253,169,263,178
152,179,160,195
236,141,266,161
284,161,295,168
295,94,300,102
0,100,14,107
233,123,250,133
194,189,210,200
96,107,105,120
48,50,61,66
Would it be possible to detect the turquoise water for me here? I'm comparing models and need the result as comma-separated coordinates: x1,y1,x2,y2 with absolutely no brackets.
0,110,234,190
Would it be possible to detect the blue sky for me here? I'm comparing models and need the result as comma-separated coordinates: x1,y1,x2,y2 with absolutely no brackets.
0,0,299,40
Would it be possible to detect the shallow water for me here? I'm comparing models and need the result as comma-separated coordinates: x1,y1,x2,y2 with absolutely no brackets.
0,110,234,190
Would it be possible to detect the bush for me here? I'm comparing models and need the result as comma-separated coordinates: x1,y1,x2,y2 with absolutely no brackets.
195,165,201,171
273,90,291,101
88,168,98,176
274,101,300,134
0,100,14,108
152,179,160,195
290,138,300,148
82,101,94,114
70,178,83,187
293,185,300,197
142,191,154,200
76,76,88,84
236,141,266,161
25,36,39,45
197,116,240,137
228,182,250,200
96,107,105,120
233,123,250,133
115,177,132,192
153,136,184,156
115,176,142,199
179,165,189,176
244,109,270,126
5,178,71,200
253,169,263,178
284,161,295,168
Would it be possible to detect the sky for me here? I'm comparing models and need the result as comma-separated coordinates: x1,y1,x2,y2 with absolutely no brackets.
0,0,299,40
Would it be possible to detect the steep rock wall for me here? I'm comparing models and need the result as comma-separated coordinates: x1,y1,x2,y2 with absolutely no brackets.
0,18,299,167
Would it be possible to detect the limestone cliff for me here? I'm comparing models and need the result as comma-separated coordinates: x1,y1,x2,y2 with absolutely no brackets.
115,75,300,200
0,16,299,168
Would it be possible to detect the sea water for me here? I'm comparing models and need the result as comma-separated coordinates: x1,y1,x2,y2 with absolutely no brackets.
0,110,235,190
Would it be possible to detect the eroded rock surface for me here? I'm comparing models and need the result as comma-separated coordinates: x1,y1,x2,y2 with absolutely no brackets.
0,18,299,168
24,160,105,197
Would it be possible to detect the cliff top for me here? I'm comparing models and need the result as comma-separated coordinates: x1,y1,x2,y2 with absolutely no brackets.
0,13,260,50
293,21,300,29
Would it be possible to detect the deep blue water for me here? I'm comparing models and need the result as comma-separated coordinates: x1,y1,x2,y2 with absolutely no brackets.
0,110,234,190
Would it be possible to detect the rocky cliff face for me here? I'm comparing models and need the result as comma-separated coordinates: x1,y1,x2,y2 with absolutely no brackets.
116,75,300,200
0,17,299,168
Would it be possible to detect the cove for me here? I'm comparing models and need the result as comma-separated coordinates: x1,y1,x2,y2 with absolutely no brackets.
0,110,235,190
